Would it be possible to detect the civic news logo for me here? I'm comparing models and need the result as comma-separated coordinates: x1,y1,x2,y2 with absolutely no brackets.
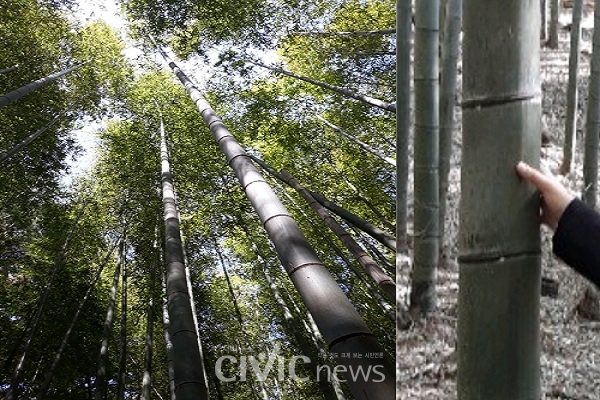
214,343,387,382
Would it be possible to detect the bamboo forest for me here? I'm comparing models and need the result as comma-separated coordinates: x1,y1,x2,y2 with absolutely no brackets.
2,0,600,399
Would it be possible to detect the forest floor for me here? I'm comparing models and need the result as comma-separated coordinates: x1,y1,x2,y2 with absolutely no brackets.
396,7,600,400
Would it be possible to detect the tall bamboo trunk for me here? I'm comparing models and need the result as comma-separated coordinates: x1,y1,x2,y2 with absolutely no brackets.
37,240,120,399
215,245,269,400
561,0,584,175
156,46,395,399
248,60,396,113
129,354,164,400
95,240,123,400
162,273,176,400
7,200,87,400
172,201,210,391
548,0,560,48
181,237,210,388
0,64,19,74
156,103,211,391
141,254,156,400
541,0,548,40
247,152,398,252
310,191,397,251
439,0,448,43
397,0,412,254
353,192,396,233
0,105,72,163
159,113,209,399
205,351,226,400
438,0,462,261
281,285,347,400
583,1,600,208
29,356,45,389
351,226,395,273
411,0,440,314
140,298,153,400
262,263,345,400
0,62,87,108
316,115,396,166
331,164,395,231
2,307,36,376
458,1,542,398
280,169,397,302
277,187,396,323
116,245,128,400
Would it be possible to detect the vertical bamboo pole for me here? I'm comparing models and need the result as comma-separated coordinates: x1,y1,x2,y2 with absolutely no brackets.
583,1,600,208
154,45,395,400
411,0,440,314
560,0,584,175
397,0,412,253
458,1,542,398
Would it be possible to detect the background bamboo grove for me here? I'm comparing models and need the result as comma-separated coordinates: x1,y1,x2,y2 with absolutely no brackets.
1,0,599,399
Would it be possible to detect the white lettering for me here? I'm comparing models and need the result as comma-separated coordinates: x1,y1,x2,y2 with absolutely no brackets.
288,356,310,381
215,355,237,382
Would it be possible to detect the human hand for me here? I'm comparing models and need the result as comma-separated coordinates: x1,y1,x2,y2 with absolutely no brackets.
516,162,575,230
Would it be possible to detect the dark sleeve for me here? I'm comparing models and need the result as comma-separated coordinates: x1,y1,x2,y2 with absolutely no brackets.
553,198,600,288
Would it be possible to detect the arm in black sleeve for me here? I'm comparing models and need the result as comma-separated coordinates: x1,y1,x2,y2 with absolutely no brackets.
553,198,600,288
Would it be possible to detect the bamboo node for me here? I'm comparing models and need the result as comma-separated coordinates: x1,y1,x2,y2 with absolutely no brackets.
243,178,268,191
262,213,293,227
288,262,327,275
328,331,376,351
226,152,250,166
